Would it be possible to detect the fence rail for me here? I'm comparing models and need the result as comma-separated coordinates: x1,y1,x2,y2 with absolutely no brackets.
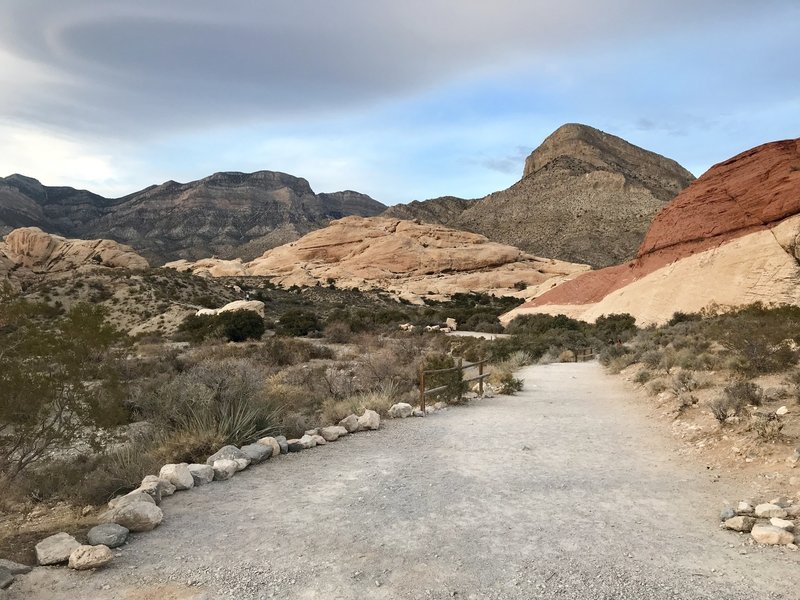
418,357,490,414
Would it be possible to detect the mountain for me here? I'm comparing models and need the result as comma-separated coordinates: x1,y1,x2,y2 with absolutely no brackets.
0,171,385,264
501,137,800,326
382,196,475,224
380,123,695,268
165,216,589,303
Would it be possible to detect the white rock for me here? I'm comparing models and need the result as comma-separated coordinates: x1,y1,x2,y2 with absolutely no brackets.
388,403,413,419
777,406,789,416
299,434,317,449
736,501,754,515
445,317,457,331
311,434,327,446
108,490,156,510
357,409,380,431
751,524,795,545
319,426,349,442
195,300,266,317
338,414,359,433
770,517,795,531
159,463,195,491
187,464,214,486
256,436,282,457
212,459,238,481
755,503,788,518
109,503,163,532
68,545,113,570
35,533,80,565
723,516,756,532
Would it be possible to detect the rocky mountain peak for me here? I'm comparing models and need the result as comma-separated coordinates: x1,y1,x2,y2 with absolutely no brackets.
523,123,695,201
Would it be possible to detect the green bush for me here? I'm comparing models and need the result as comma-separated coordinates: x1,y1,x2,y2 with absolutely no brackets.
218,310,265,342
277,309,321,337
723,380,763,407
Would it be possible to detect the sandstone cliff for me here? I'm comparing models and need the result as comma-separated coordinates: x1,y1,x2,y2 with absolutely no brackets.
380,123,695,268
166,216,589,303
0,227,149,273
0,171,385,264
502,138,800,326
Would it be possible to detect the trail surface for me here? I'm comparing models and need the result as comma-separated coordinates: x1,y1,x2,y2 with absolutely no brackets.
12,363,797,599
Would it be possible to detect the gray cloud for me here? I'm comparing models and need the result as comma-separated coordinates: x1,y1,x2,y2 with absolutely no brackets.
0,0,780,138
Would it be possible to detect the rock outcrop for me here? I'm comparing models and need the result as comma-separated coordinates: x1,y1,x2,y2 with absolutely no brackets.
0,171,385,264
381,123,694,267
502,138,800,326
0,227,148,273
166,216,589,302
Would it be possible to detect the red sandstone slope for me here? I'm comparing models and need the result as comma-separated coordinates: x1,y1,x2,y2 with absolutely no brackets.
512,137,800,311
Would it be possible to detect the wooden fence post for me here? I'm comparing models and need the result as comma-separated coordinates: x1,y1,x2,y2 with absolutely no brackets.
457,357,463,403
419,368,426,415
479,359,484,395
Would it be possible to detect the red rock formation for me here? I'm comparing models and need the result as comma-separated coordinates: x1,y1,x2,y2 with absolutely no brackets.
511,137,800,311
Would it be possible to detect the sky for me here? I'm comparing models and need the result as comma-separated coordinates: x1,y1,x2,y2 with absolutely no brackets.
0,1,798,205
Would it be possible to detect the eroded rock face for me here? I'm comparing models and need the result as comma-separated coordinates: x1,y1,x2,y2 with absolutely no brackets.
0,227,148,273
503,138,800,326
381,124,694,268
165,217,588,303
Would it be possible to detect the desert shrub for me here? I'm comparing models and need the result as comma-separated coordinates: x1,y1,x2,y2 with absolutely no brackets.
324,321,353,344
607,353,636,374
217,310,265,342
750,413,784,441
646,378,668,395
599,344,628,366
633,369,652,384
641,349,663,370
723,380,763,407
594,313,637,343
177,313,220,342
0,300,127,484
506,313,583,336
559,350,576,363
420,353,467,403
787,370,800,403
671,370,699,394
709,397,745,423
490,370,523,395
667,311,702,326
260,336,334,366
277,309,321,337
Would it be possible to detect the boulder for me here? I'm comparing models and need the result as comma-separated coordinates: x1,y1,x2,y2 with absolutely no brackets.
108,490,156,510
357,409,380,431
241,443,273,464
68,545,113,571
0,567,12,591
770,517,795,531
87,523,129,548
188,464,215,486
723,516,756,532
338,414,359,433
206,445,250,471
257,436,282,457
0,560,31,575
319,426,348,442
755,503,788,518
736,501,754,515
140,475,176,503
287,439,305,452
299,434,317,448
751,524,795,545
35,532,81,565
311,434,327,446
275,435,289,454
212,459,238,481
304,429,319,436
159,463,194,491
388,403,413,419
109,502,163,532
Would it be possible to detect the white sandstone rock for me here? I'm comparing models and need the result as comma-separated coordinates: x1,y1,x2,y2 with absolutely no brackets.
357,409,380,431
388,402,413,419
212,459,239,481
187,464,215,486
35,533,80,565
68,545,113,570
159,463,195,491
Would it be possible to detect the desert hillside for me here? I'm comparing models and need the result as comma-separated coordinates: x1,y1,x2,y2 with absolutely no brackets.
165,216,590,303
0,172,385,264
382,123,695,267
503,137,800,325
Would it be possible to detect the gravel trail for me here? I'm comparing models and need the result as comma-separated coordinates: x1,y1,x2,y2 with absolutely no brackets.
11,362,798,599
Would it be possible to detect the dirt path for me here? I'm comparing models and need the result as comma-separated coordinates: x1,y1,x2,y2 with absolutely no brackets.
11,363,798,599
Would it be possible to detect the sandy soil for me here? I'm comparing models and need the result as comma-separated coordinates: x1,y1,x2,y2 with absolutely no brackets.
9,363,798,599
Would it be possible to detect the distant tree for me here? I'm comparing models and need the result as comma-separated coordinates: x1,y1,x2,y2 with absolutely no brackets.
218,310,265,342
277,309,320,337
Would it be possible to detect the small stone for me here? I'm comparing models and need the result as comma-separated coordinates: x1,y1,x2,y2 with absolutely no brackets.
68,545,113,570
736,501,754,515
751,524,795,545
770,517,795,531
755,503,788,518
286,439,305,452
206,445,250,469
187,464,214,486
298,434,316,448
719,507,736,521
35,532,80,565
311,434,327,446
241,443,273,464
776,406,789,416
256,436,282,457
723,516,756,532
275,435,289,454
357,409,380,431
109,502,163,532
159,463,195,491
388,402,413,419
211,459,238,481
87,523,129,548
338,414,359,433
0,560,31,575
319,426,348,442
